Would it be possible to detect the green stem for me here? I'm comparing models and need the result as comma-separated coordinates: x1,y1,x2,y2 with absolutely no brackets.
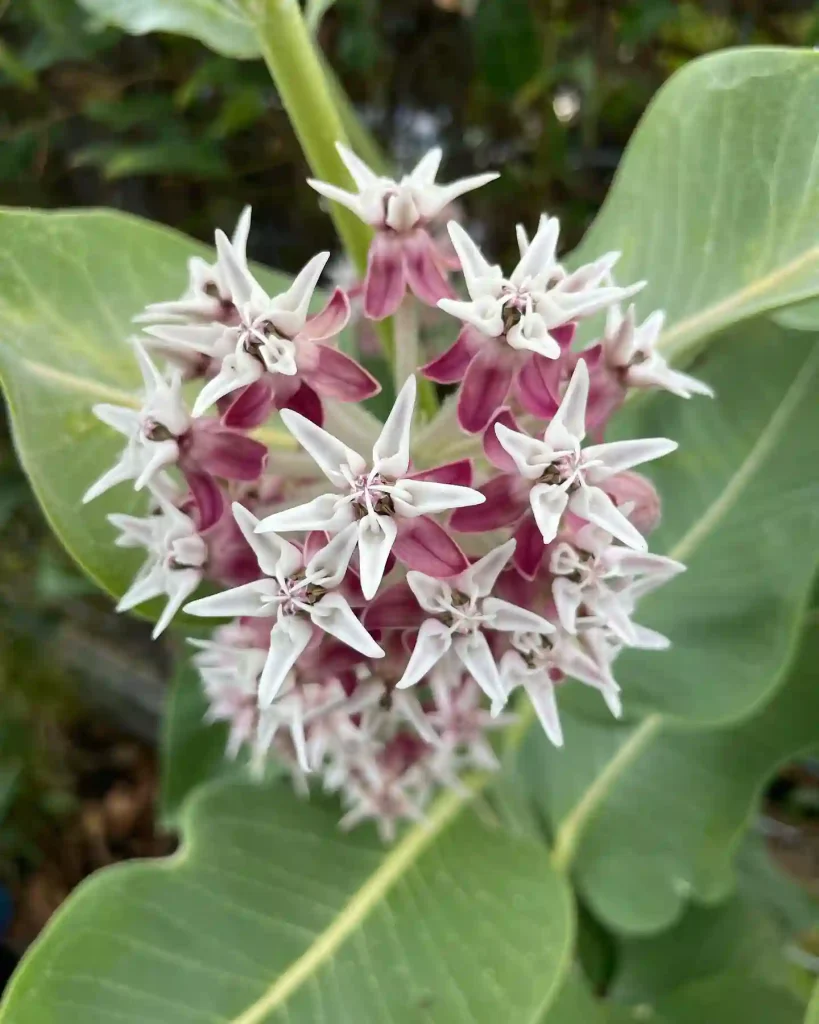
243,0,372,276
393,300,438,420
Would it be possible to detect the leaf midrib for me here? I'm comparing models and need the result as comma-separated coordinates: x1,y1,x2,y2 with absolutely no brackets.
550,339,819,871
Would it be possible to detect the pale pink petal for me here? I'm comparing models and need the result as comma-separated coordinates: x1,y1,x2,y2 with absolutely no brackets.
509,214,559,286
279,408,367,485
523,676,563,747
268,252,330,337
309,592,384,657
393,517,469,577
396,619,452,689
494,423,552,480
452,631,502,703
259,617,314,705
450,475,527,532
389,478,484,518
298,287,351,342
529,483,570,543
482,597,555,635
552,577,583,634
372,375,416,478
255,494,349,534
408,459,473,488
583,437,677,483
364,232,407,320
363,582,425,630
403,229,453,306
457,346,515,434
233,502,302,577
405,571,451,613
335,142,380,188
446,222,499,298
222,379,275,430
545,357,589,445
185,580,269,618
302,344,380,402
512,515,546,579
600,471,662,536
483,407,522,472
455,539,516,597
422,328,481,384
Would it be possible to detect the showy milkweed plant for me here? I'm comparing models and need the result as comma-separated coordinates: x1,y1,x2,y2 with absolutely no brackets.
84,144,710,841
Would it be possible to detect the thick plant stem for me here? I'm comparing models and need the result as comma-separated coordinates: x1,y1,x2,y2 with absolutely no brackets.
393,300,438,420
243,0,371,276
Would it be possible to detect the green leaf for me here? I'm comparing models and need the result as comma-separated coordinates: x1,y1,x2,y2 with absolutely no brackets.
775,298,819,332
158,656,236,829
572,48,819,363
75,0,261,59
0,208,292,610
807,981,819,1024
527,612,819,935
653,975,803,1024
0,780,574,1022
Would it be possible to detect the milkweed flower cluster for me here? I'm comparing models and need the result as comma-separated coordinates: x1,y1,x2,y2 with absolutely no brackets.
85,144,711,841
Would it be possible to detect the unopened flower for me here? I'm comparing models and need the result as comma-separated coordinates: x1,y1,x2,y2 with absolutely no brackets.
603,304,714,399
373,539,555,704
427,216,644,432
255,376,485,598
185,503,383,704
495,359,677,549
309,144,498,319
146,232,378,421
110,498,206,638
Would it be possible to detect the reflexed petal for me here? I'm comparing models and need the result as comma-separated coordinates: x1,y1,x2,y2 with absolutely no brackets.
185,470,226,532
152,570,201,639
270,252,331,337
438,295,504,337
515,353,561,419
309,592,384,657
453,631,502,703
509,214,560,286
570,485,647,551
583,437,677,482
116,566,163,613
455,538,516,598
298,287,351,342
495,423,553,480
406,571,451,614
422,328,480,384
396,619,452,689
372,375,416,477
390,478,484,518
457,346,514,434
222,379,275,430
83,456,136,504
357,514,398,599
335,142,380,189
408,459,473,488
258,617,313,706
529,482,569,543
545,357,589,445
393,516,469,577
403,229,453,306
192,354,262,417
279,408,367,484
364,232,407,320
185,580,271,618
363,582,425,630
450,475,527,533
233,502,302,577
445,222,500,299
482,597,555,635
185,422,266,482
279,381,324,426
512,515,546,579
255,494,350,534
306,178,365,219
551,577,583,634
523,675,564,747
133,439,179,491
214,230,254,306
303,344,380,402
420,173,500,219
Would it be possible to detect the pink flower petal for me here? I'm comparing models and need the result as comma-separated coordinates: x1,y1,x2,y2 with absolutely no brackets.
303,530,331,563
457,345,515,434
302,344,381,402
600,470,662,536
450,475,527,532
363,232,407,320
363,582,425,630
184,470,225,532
222,379,275,430
422,327,480,384
392,516,469,577
407,459,473,488
403,228,454,306
298,287,351,342
183,421,267,481
279,380,324,425
515,353,561,418
483,407,521,472
551,322,576,349
513,514,546,579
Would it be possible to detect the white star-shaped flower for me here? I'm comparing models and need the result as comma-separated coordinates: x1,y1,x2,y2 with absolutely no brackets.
603,304,714,399
396,539,555,704
110,498,206,638
255,376,485,598
437,216,644,358
185,503,383,705
550,522,685,644
84,342,190,503
495,359,677,550
308,143,498,233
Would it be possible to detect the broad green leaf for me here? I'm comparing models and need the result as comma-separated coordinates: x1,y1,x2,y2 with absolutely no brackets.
0,779,574,1023
525,616,819,935
775,297,819,332
573,318,819,725
572,48,819,363
76,0,261,59
807,982,819,1024
0,208,292,609
653,975,803,1024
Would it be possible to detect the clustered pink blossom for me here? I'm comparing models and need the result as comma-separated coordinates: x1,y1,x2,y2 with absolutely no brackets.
86,147,711,841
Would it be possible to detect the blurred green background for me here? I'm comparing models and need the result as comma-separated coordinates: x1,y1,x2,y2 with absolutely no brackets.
0,0,816,975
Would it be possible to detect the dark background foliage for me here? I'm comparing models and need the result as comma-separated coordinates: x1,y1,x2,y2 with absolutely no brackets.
0,0,816,980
